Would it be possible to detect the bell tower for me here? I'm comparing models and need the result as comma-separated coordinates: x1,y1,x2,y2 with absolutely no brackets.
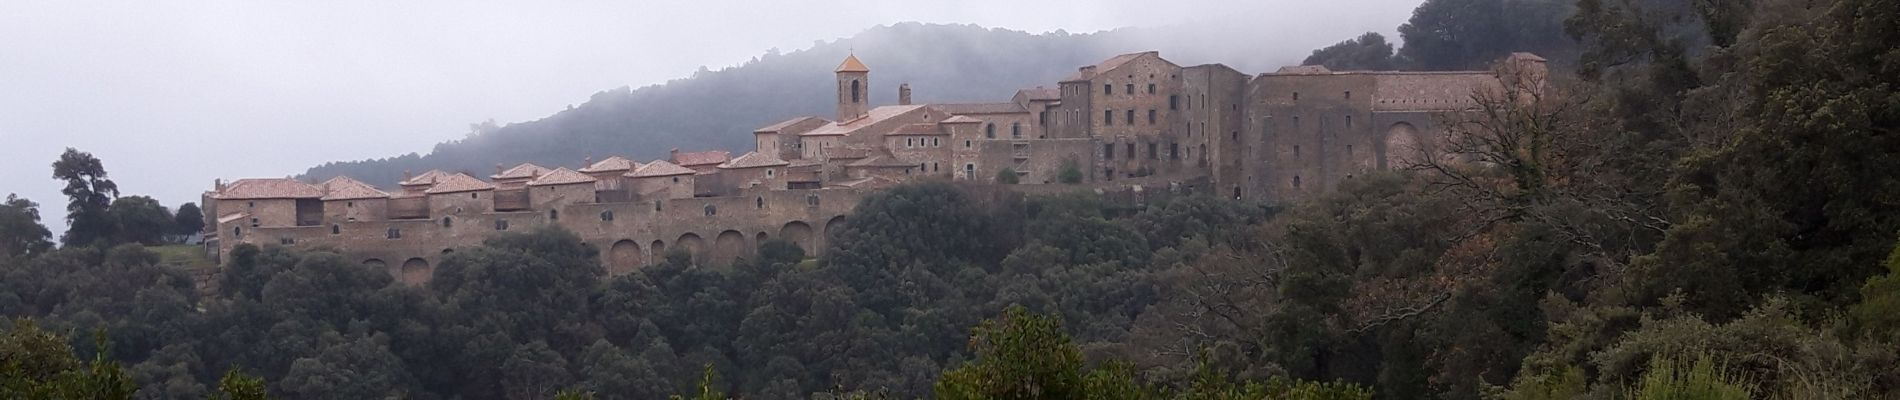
836,54,870,122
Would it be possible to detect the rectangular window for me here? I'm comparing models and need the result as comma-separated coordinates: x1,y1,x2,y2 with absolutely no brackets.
1148,109,1156,124
1103,110,1113,126
1104,84,1112,95
1346,115,1353,129
1147,84,1156,94
1126,143,1136,158
1170,143,1180,160
495,220,509,231
1125,110,1134,125
1148,143,1158,160
1104,143,1115,160
1125,84,1134,95
1170,95,1179,110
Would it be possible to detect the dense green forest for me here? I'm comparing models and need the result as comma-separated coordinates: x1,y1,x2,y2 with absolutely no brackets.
7,0,1900,398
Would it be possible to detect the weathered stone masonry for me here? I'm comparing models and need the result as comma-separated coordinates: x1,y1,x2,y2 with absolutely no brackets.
203,51,1546,285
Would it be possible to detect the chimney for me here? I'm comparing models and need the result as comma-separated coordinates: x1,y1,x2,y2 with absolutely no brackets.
898,83,912,105
670,148,680,163
583,156,593,167
214,178,224,191
495,163,504,175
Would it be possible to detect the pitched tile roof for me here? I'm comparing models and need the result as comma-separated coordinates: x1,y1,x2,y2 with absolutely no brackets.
1274,65,1333,75
423,173,496,194
400,170,449,186
527,167,598,186
319,176,389,201
890,123,946,136
754,116,821,133
627,160,696,177
719,151,790,169
801,105,927,136
830,176,897,189
671,150,731,167
217,178,324,199
1063,51,1157,81
847,154,918,168
491,163,550,180
935,102,1027,115
579,156,638,173
836,54,869,72
940,115,982,124
1018,87,1061,101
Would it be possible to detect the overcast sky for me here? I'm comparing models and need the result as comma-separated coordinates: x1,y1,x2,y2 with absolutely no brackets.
0,0,1421,237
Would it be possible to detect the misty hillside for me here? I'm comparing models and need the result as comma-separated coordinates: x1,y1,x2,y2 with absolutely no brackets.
301,23,1304,186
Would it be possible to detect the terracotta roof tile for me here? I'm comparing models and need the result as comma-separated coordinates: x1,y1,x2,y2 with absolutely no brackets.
217,178,324,199
671,150,730,167
847,155,917,168
1274,65,1333,75
1018,87,1060,101
801,105,927,136
400,170,449,186
628,160,696,177
719,151,790,169
1062,51,1157,82
491,163,550,180
836,54,869,72
754,116,821,133
579,156,638,173
527,167,598,186
935,102,1027,115
423,173,496,194
940,115,982,124
320,176,389,201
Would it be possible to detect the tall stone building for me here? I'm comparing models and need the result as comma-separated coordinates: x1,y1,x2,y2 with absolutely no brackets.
204,51,1545,284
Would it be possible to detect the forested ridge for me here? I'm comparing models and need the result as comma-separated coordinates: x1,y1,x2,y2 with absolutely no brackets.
7,0,1900,398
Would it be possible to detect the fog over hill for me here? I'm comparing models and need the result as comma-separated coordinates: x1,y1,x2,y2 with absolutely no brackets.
302,23,1327,186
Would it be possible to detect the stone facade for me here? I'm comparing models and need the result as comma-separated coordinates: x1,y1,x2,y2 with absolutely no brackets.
204,51,1545,285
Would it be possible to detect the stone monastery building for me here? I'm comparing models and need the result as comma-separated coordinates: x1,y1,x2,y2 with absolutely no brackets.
204,51,1548,285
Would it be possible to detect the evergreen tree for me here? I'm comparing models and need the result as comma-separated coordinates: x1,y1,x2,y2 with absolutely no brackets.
52,148,118,247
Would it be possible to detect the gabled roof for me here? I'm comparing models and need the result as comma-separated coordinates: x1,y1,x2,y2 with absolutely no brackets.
836,54,869,73
1063,51,1159,82
801,105,927,136
400,170,449,186
847,155,917,168
1274,65,1332,75
216,178,324,200
527,167,598,186
935,102,1027,115
940,115,982,124
1017,87,1061,101
754,116,822,133
423,173,496,194
579,156,637,173
628,160,696,177
492,163,549,180
719,151,790,169
671,150,731,167
320,176,389,201
890,123,946,136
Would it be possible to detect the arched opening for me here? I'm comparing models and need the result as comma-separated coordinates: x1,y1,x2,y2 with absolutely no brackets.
676,233,706,263
985,124,995,139
714,230,747,265
441,217,452,228
822,215,849,251
850,80,861,103
649,240,667,264
331,224,340,235
755,231,769,245
363,259,386,269
609,240,643,276
780,221,814,255
756,196,764,209
400,258,431,286
1383,122,1422,170
441,248,453,255
549,209,558,221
